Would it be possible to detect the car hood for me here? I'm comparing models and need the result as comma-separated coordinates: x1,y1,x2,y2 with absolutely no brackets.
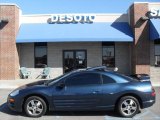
18,80,48,90
26,80,48,86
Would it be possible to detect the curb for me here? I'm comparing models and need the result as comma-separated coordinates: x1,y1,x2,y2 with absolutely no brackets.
0,85,19,89
152,84,160,87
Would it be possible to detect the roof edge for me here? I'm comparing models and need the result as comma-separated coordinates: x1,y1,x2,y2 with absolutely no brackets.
0,3,20,9
133,2,149,4
21,13,126,17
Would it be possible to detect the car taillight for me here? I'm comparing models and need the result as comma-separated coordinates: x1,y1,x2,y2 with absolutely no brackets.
151,86,156,97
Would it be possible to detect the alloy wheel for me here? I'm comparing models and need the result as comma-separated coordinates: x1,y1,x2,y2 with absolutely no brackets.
121,98,137,116
117,96,140,118
27,99,43,116
24,96,47,117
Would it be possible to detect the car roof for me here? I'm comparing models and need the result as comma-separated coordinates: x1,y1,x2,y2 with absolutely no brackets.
68,66,132,83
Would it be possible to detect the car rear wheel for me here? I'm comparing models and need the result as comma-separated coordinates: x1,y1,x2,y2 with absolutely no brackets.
24,96,47,117
117,96,140,118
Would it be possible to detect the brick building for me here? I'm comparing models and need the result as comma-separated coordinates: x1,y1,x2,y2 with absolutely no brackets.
0,2,160,83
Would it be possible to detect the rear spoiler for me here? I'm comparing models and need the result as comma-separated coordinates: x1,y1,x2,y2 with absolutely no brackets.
130,74,150,82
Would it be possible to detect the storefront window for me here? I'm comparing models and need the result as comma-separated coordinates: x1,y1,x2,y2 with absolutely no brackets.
155,40,160,67
63,50,87,73
35,43,47,68
102,42,115,67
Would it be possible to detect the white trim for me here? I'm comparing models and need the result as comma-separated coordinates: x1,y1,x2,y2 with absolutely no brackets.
20,13,128,23
134,2,149,4
0,3,20,9
148,2,160,5
22,13,124,17
149,2,160,12
19,10,22,27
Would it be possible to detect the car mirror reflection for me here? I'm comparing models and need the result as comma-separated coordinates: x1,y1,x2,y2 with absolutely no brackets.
56,82,65,89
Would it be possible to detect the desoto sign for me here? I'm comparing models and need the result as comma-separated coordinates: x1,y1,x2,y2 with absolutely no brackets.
49,15,95,23
150,8,160,17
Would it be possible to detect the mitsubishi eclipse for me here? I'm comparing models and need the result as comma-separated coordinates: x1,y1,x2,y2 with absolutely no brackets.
7,66,155,118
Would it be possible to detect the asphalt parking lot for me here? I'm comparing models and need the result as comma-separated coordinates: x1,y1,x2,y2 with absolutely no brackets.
0,87,159,120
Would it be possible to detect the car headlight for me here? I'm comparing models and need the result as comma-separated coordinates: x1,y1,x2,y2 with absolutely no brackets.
10,90,19,96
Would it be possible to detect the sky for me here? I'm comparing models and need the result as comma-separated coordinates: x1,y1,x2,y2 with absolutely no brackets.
0,0,160,14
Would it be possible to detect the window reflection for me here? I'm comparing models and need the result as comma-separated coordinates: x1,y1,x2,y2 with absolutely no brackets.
63,50,87,73
76,51,86,68
102,42,115,67
64,51,74,72
155,40,160,67
35,43,47,68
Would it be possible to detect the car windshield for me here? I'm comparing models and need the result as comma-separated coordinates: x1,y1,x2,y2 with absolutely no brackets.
118,74,139,82
46,71,73,85
108,71,138,82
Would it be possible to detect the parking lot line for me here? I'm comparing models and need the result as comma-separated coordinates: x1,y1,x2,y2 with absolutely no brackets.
104,109,160,120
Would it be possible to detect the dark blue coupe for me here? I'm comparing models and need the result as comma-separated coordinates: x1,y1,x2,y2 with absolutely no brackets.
7,66,156,118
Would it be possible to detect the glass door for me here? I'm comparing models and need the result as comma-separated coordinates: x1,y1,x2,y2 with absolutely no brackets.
63,50,87,73
75,51,86,69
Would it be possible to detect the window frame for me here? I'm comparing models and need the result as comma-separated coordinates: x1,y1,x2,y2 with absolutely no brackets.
63,50,87,73
154,40,160,67
34,42,48,68
65,72,102,87
101,74,116,85
102,42,115,67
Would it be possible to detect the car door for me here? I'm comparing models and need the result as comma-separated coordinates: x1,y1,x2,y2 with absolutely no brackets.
52,72,102,111
99,73,119,110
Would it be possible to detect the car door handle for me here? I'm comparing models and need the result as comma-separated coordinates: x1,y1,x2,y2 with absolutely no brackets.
92,91,100,94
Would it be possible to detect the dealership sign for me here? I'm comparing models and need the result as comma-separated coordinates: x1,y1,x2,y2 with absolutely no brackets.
150,8,160,17
48,14,95,23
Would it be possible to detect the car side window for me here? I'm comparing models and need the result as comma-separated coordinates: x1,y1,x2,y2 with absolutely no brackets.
102,74,116,84
65,73,101,86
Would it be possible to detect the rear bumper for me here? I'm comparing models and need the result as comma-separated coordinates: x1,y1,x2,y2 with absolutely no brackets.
142,99,155,108
142,96,156,108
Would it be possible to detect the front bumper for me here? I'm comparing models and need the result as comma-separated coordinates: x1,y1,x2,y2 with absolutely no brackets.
7,95,23,112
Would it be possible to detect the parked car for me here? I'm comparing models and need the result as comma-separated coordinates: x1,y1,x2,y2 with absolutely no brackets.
7,66,156,118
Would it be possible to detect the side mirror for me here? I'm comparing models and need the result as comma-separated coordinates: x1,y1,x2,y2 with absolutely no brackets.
57,82,65,89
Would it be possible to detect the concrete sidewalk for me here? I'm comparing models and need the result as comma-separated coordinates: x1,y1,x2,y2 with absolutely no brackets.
0,79,160,89
0,79,48,89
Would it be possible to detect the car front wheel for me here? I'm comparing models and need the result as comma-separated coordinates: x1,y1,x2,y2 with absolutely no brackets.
117,96,140,118
24,96,47,117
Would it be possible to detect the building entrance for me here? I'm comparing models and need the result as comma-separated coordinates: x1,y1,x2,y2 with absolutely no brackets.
63,50,87,73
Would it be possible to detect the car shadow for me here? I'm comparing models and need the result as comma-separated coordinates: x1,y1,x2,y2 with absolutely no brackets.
45,111,120,117
0,103,21,116
0,103,22,116
0,102,121,117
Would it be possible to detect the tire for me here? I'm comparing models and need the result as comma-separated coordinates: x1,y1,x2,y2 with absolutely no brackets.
24,96,47,117
117,96,140,118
